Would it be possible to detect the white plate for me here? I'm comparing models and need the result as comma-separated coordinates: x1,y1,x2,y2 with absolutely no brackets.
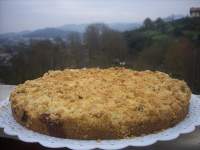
0,95,200,150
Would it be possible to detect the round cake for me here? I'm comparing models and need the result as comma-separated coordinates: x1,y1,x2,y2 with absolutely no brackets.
10,68,191,139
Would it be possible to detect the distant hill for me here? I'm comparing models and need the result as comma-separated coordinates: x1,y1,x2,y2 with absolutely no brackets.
164,14,185,22
59,23,141,33
59,24,88,33
23,28,71,38
0,22,141,41
0,15,186,41
0,28,78,45
108,23,141,31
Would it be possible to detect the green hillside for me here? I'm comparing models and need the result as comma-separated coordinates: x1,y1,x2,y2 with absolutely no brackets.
124,17,200,93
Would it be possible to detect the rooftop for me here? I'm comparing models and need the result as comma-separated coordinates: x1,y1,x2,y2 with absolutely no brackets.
190,7,200,12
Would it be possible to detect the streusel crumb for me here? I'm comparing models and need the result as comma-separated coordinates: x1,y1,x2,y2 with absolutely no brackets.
10,67,191,139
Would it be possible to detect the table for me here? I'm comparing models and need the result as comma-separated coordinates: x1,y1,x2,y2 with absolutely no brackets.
0,85,200,150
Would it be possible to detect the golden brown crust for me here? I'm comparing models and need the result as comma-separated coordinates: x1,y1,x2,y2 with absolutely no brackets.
10,67,191,139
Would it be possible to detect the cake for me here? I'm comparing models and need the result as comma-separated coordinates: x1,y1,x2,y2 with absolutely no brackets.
10,68,191,139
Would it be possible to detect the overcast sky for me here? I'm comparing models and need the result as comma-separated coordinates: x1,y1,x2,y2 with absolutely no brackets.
0,0,199,33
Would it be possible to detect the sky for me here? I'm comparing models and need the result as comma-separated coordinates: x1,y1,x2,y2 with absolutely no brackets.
0,0,200,34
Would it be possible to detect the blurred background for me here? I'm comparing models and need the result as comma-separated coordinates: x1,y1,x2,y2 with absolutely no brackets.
0,0,200,93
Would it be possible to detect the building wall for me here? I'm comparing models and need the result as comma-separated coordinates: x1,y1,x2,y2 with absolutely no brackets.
191,12,200,17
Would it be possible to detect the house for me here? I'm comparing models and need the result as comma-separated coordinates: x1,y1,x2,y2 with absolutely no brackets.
190,7,200,17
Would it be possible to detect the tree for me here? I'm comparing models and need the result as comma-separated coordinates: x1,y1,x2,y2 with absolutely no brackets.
143,18,154,29
155,18,166,33
84,23,128,67
164,38,192,78
133,42,167,71
84,23,111,66
67,32,84,67
100,30,128,65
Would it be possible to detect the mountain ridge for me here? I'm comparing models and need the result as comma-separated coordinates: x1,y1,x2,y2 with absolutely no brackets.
0,22,141,38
